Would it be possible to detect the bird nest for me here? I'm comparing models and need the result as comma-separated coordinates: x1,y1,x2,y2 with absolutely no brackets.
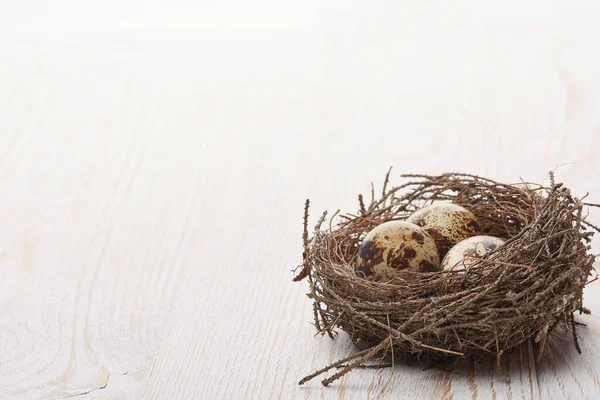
293,171,598,386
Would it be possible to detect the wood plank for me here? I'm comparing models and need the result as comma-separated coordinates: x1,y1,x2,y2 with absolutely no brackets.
1,6,600,399
0,44,225,399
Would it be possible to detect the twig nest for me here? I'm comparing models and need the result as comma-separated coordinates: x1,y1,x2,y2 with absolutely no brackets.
407,203,481,258
294,172,598,387
441,235,505,271
355,221,440,280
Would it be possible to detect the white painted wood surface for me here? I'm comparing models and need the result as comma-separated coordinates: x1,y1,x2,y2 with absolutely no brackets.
2,2,600,399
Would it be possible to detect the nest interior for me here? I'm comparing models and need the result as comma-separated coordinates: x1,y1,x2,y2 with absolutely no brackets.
294,172,598,386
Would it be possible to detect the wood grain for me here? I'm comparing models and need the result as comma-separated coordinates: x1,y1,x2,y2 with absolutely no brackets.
0,45,227,399
1,3,600,399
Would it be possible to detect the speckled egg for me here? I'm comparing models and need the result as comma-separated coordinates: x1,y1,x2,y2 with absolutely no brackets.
355,221,441,280
442,235,505,271
407,203,480,259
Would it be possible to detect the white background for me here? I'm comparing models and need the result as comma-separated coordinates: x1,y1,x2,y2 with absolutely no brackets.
1,1,600,37
1,1,600,399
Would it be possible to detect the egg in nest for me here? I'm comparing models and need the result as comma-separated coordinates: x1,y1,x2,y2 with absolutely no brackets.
442,235,505,271
355,221,440,280
407,203,480,259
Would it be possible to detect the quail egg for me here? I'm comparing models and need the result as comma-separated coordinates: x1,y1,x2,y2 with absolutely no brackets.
407,203,480,259
355,221,440,280
442,235,505,271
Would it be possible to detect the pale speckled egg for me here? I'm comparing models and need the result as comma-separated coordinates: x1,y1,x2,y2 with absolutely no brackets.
407,203,480,259
355,221,441,280
442,235,505,271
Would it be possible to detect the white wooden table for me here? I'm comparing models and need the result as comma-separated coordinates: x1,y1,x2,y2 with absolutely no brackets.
1,2,600,399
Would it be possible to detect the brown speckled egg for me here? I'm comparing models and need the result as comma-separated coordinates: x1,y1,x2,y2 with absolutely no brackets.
442,235,505,271
355,221,440,280
407,203,480,259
